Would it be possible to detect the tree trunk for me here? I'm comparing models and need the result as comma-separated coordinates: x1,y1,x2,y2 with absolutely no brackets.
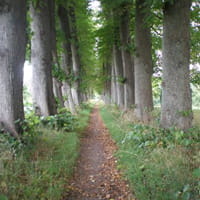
113,44,124,108
62,82,76,113
134,0,153,122
103,62,111,104
160,0,192,130
0,0,26,136
68,4,82,105
119,7,135,109
111,62,117,104
61,51,76,114
53,78,64,108
30,0,57,116
50,0,64,109
58,5,76,113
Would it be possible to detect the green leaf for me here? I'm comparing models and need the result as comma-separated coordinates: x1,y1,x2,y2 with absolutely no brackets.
193,168,200,178
0,195,8,200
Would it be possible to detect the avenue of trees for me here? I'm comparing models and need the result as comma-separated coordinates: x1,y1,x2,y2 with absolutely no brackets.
0,0,199,136
0,0,95,136
98,0,199,129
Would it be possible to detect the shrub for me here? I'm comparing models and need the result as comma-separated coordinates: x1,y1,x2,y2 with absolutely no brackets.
40,111,77,131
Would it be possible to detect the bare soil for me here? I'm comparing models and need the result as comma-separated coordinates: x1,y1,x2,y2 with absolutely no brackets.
63,107,134,200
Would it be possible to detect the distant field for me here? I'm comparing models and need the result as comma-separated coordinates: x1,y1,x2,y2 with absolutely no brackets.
193,109,200,127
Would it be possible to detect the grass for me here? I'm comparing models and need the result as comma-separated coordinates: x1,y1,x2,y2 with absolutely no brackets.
0,107,91,200
100,105,200,200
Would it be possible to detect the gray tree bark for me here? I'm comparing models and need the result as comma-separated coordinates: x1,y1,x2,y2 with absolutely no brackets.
30,0,57,116
113,44,124,108
134,0,153,122
111,61,117,104
53,78,64,108
61,52,76,114
119,7,135,109
0,0,26,136
62,83,76,113
103,62,111,104
160,0,192,130
58,5,76,113
50,1,64,109
68,4,82,105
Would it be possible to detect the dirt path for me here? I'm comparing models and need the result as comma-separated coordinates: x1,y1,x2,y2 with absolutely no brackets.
63,108,134,200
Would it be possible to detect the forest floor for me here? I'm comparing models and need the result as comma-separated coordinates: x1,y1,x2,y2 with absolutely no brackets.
63,107,134,200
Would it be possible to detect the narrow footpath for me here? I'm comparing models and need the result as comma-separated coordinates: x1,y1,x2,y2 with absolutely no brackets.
64,108,134,200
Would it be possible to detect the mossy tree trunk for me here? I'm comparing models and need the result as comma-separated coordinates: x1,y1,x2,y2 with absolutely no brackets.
58,5,76,113
103,62,111,104
112,44,124,108
0,0,26,136
134,0,153,122
160,0,192,130
68,4,82,105
119,5,135,109
30,0,57,116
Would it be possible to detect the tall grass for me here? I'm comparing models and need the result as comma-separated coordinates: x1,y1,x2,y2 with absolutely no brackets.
100,106,200,200
0,107,91,200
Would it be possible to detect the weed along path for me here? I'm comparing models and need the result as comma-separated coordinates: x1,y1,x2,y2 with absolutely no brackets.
64,107,134,200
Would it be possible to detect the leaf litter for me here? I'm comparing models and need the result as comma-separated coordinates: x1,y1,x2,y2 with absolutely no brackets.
63,108,135,200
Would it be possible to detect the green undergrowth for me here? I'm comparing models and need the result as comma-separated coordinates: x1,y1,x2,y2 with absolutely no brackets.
100,105,200,200
0,106,91,200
